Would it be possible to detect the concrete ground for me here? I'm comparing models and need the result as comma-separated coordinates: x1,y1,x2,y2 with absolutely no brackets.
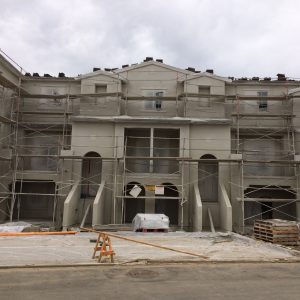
0,263,300,300
0,231,299,267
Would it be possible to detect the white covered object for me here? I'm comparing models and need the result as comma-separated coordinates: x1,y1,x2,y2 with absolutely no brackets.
133,213,170,231
0,221,32,232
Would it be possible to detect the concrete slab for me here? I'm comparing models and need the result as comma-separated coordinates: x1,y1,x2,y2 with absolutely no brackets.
0,231,299,267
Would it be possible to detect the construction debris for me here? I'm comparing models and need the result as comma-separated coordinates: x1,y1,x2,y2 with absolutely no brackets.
254,219,299,246
0,221,35,233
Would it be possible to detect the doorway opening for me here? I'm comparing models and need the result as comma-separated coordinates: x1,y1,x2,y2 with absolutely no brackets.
124,182,145,223
81,151,102,198
155,183,179,225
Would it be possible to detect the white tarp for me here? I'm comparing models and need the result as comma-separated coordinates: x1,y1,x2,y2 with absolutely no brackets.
0,221,32,233
133,213,170,231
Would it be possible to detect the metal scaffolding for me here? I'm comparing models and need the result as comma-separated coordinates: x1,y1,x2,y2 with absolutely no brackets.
0,51,300,232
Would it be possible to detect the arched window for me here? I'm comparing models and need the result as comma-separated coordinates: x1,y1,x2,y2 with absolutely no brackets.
198,154,218,202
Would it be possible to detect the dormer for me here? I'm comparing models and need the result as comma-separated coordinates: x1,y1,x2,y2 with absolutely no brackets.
78,70,123,94
180,72,231,95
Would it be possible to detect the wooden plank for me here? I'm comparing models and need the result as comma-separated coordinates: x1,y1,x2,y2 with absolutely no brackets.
80,204,91,228
208,208,215,234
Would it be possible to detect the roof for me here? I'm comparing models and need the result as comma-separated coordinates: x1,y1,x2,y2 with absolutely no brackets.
77,70,123,81
179,72,232,83
115,60,194,75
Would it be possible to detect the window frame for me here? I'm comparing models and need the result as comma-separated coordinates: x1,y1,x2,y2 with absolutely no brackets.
143,89,165,111
257,91,268,112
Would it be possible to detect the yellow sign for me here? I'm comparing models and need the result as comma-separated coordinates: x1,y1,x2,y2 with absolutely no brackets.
145,185,155,191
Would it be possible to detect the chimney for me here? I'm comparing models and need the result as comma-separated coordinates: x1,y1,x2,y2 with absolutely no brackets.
277,73,286,81
58,72,65,78
206,69,214,74
144,57,153,62
186,67,196,72
156,59,163,63
93,67,101,72
252,77,259,81
32,73,40,77
25,72,31,76
263,77,271,81
43,74,52,78
122,64,129,68
104,68,111,72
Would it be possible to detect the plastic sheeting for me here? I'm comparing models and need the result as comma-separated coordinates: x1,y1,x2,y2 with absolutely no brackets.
132,213,169,231
0,221,32,233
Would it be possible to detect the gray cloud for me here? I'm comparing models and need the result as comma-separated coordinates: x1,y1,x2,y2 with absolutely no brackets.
1,0,300,78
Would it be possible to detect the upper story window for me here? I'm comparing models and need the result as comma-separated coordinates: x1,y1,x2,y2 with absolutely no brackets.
198,86,211,107
258,91,268,111
95,84,107,93
124,127,179,174
143,90,165,110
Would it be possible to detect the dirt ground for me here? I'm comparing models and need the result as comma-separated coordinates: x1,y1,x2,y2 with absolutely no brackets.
0,231,299,267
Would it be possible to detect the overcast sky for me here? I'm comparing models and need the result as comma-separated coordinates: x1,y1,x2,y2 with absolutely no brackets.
1,0,300,78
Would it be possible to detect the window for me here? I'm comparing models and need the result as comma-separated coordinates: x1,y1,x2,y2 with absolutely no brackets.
94,85,108,105
124,128,179,173
258,91,268,111
198,154,218,202
198,86,211,107
143,90,165,110
95,85,107,93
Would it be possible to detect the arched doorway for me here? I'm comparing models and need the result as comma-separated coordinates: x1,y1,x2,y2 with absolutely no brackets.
198,154,218,202
124,182,145,223
155,183,179,225
81,151,102,198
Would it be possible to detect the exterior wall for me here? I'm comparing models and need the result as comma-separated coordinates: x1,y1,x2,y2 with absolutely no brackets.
80,74,121,116
119,64,185,117
185,76,226,119
190,124,231,228
71,121,115,223
0,86,14,222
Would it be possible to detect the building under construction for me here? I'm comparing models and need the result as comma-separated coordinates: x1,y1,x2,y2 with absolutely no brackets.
0,53,300,233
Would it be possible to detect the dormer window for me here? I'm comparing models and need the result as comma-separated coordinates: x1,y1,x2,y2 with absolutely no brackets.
143,90,165,110
95,84,107,93
198,86,211,107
